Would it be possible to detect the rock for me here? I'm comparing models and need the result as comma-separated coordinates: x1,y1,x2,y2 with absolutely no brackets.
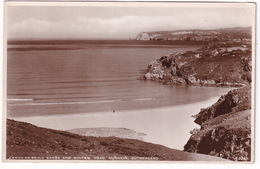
171,67,177,76
184,86,251,161
144,73,152,80
194,86,251,125
139,31,252,162
209,49,219,57
194,53,201,58
184,124,251,161
187,75,198,84
141,41,251,87
136,32,150,41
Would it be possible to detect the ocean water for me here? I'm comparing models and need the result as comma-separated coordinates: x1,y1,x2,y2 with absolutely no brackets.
7,40,227,117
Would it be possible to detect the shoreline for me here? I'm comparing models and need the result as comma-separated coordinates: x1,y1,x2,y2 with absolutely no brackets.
11,94,227,150
7,86,233,118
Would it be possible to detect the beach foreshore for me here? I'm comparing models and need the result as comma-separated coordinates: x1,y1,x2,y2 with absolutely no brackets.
11,93,230,150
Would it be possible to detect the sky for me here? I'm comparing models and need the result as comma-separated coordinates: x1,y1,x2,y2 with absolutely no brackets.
5,2,255,39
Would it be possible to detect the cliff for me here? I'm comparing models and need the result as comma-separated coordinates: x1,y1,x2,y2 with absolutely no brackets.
184,86,251,161
6,119,227,161
136,27,251,42
141,41,252,87
141,36,252,161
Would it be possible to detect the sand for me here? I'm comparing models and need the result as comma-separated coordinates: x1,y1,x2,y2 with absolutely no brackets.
11,96,222,150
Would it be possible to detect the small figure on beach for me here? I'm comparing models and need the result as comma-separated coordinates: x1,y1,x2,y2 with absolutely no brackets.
113,109,116,113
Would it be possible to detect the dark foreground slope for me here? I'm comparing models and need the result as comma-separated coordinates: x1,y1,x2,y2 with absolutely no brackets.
6,119,227,161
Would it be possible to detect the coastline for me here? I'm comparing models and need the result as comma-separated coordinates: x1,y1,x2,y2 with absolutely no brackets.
11,92,229,150
137,37,252,161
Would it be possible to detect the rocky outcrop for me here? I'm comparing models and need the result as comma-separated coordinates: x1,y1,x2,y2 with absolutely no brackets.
194,86,251,125
136,32,151,40
141,41,252,87
184,86,251,161
141,34,252,161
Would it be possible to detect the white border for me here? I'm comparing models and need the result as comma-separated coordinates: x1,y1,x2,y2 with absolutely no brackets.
1,0,259,169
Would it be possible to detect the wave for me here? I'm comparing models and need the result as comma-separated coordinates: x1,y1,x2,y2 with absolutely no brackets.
131,98,154,101
8,100,122,106
7,98,34,101
8,97,155,106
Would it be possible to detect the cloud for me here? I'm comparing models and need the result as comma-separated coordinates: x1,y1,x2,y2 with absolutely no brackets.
8,14,253,39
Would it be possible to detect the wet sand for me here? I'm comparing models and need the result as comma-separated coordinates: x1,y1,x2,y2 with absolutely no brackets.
12,96,222,150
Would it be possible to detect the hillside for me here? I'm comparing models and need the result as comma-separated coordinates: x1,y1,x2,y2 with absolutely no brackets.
140,29,252,161
136,27,251,42
6,119,228,161
184,86,251,161
141,41,251,87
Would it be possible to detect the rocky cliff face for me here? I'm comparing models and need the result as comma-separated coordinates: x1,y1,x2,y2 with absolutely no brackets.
184,86,251,161
141,37,252,161
136,32,151,40
142,41,252,87
194,86,251,125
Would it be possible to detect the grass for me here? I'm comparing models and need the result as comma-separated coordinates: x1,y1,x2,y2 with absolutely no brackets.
6,119,227,161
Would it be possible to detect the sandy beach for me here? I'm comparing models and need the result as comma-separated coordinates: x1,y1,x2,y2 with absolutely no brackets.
12,96,223,150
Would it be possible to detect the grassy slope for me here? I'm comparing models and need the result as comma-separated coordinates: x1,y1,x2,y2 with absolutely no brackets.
143,41,252,87
141,36,252,161
6,119,227,161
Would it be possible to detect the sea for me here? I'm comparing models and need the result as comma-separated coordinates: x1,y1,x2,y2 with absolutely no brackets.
7,40,228,118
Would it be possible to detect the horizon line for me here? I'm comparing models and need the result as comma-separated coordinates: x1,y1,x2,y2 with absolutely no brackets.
6,26,252,41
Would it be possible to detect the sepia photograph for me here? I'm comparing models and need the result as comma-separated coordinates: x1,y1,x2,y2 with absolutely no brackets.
2,1,255,163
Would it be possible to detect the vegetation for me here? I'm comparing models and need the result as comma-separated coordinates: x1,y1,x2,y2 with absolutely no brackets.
6,119,226,161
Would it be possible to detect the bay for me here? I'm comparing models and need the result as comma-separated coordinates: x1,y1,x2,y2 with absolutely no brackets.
7,40,226,117
7,40,232,149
